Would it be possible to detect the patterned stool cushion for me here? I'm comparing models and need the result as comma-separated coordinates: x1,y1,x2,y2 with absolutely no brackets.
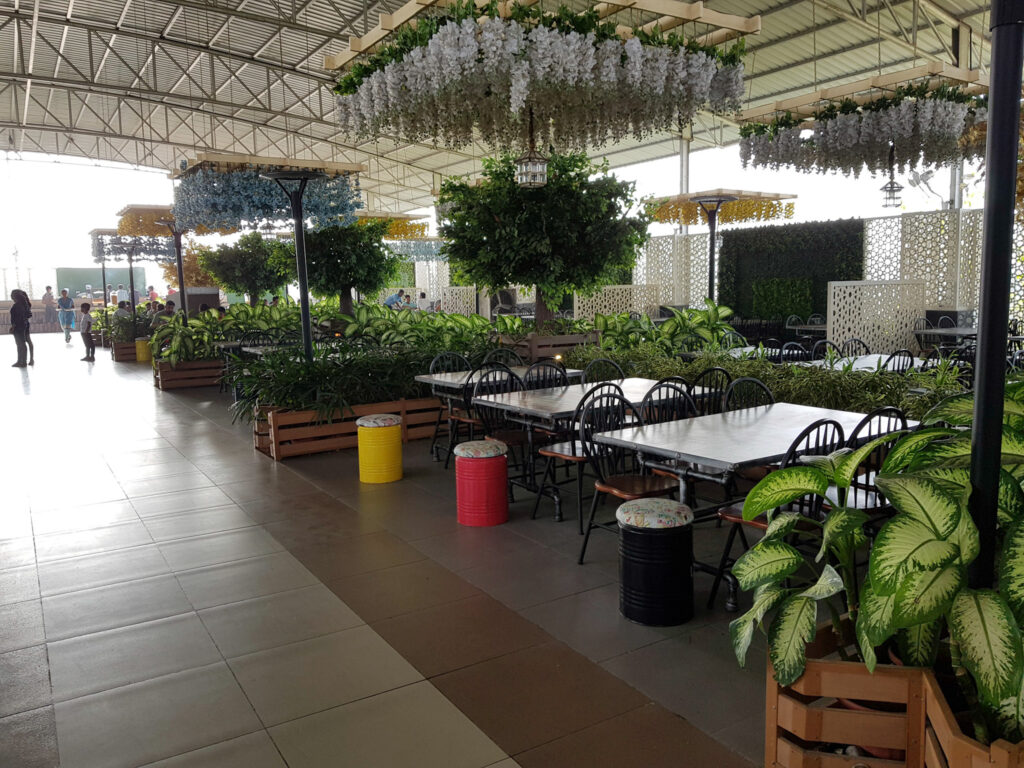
454,440,508,459
355,414,401,428
616,498,693,529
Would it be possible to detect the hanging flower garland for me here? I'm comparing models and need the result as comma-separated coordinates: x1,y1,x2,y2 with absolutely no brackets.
739,85,987,177
335,3,746,150
172,168,361,233
97,235,175,263
118,209,236,237
653,198,795,226
385,238,446,261
357,218,428,239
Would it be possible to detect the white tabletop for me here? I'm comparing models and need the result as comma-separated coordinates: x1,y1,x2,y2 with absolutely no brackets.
472,378,668,421
415,366,582,390
594,402,898,472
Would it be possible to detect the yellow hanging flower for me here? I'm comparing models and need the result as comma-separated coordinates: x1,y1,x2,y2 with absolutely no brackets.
356,217,428,239
653,199,795,226
117,210,236,236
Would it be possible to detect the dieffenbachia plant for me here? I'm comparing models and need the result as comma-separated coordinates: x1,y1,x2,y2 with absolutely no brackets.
731,380,1024,744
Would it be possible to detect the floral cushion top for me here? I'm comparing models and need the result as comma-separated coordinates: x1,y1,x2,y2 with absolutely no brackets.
615,498,693,529
454,440,508,459
356,414,402,428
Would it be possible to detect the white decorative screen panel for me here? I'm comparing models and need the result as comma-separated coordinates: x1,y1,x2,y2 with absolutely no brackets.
573,285,660,321
441,286,477,316
863,217,901,282
414,260,450,302
900,212,960,309
827,280,926,355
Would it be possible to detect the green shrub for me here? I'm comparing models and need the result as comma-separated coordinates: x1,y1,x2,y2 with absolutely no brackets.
751,278,813,320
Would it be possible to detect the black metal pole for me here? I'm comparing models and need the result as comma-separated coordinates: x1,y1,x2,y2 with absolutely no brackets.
127,249,137,311
968,0,1024,589
100,259,107,306
172,230,187,326
278,179,314,362
705,204,719,302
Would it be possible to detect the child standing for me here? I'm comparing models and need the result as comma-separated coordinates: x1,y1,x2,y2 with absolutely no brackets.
79,303,96,362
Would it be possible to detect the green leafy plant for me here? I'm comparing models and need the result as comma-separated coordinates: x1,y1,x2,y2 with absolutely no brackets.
149,310,222,366
110,310,152,343
199,232,292,306
751,278,813,321
731,382,1024,745
438,152,651,326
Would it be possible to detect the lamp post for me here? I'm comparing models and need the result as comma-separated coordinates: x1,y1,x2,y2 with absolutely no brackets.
693,194,736,301
156,219,187,326
261,170,324,363
968,1,1024,589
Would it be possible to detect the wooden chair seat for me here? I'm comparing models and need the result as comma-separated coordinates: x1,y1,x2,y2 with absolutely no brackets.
595,473,678,501
538,441,587,462
485,430,531,448
717,508,769,530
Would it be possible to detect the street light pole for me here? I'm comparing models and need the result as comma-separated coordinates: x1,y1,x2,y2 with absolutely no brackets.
262,170,323,363
694,195,735,302
157,220,187,326
968,0,1024,589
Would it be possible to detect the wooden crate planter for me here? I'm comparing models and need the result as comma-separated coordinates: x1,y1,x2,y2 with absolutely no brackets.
111,342,137,362
262,397,442,460
253,406,277,456
501,331,601,363
153,360,225,390
767,623,1024,767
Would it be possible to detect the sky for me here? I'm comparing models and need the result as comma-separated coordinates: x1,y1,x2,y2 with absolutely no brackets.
0,142,982,299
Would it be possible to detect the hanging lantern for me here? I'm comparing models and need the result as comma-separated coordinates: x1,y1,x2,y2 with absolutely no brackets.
880,141,903,208
516,108,548,188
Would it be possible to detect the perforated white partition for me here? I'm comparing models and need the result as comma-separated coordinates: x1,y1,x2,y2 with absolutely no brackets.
440,286,477,315
827,280,926,355
414,260,450,302
573,285,661,321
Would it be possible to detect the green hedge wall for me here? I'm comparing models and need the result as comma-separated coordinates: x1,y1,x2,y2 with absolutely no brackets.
718,219,864,319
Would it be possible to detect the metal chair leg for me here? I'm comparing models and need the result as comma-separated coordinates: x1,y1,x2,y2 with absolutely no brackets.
443,418,460,470
578,490,603,565
708,523,740,609
429,406,445,461
531,455,555,520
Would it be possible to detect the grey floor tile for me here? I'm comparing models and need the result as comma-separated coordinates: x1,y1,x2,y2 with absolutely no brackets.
0,537,36,568
269,681,505,768
410,527,548,573
34,520,153,562
158,528,283,572
120,471,217,499
0,645,51,717
141,731,286,767
0,565,40,606
177,552,319,610
108,459,199,483
0,511,34,540
42,574,192,641
31,500,139,536
37,544,170,596
48,613,221,701
229,626,422,726
0,705,59,768
55,663,261,768
0,599,46,653
143,505,256,542
199,584,363,658
131,487,235,519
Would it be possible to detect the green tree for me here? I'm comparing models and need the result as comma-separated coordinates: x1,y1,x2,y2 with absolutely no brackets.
299,220,399,314
199,232,290,306
438,152,651,326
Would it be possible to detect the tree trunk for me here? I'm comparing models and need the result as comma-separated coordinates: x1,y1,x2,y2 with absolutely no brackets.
339,288,354,315
248,293,260,307
534,287,556,330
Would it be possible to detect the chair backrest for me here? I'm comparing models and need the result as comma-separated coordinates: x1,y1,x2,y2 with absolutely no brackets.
846,406,908,508
780,341,809,363
780,419,846,519
1012,349,1024,371
761,338,782,364
483,347,525,367
938,316,956,328
1011,318,1021,336
724,377,775,411
840,338,870,357
472,365,524,435
913,317,933,331
523,360,569,390
578,391,637,483
640,380,698,425
785,315,803,328
721,331,747,349
582,357,625,384
430,351,470,374
460,362,502,413
883,349,915,374
808,313,826,325
691,366,732,416
811,339,841,360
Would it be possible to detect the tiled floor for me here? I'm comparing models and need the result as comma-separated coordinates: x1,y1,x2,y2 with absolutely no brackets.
1,334,763,767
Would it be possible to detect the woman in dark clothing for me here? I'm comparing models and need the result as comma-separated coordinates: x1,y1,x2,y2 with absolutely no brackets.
10,289,32,367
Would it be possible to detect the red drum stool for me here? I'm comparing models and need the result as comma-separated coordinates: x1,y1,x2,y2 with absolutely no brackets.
454,440,509,527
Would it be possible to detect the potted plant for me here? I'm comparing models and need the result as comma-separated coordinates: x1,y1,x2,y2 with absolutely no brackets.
731,383,1024,765
109,310,151,362
149,311,225,389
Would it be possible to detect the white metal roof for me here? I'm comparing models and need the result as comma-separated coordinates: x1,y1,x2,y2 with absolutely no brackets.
0,0,992,212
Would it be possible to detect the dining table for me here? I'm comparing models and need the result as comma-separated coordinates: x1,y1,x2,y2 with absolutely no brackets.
914,326,978,343
414,366,583,394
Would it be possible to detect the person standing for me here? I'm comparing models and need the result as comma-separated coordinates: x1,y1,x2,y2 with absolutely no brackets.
147,285,159,301
57,289,75,343
383,289,405,309
9,289,31,367
79,303,96,362
41,287,57,324
115,284,128,303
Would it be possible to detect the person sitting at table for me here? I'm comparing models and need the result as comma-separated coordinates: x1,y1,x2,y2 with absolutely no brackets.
150,301,175,328
114,301,132,319
383,289,405,309
416,291,431,311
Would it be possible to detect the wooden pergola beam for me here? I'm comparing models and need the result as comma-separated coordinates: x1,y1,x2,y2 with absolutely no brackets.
171,153,365,179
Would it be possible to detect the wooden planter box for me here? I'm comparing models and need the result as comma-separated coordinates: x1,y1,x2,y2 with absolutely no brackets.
768,623,1024,767
111,342,137,362
153,360,225,390
259,397,442,461
502,332,601,363
253,405,277,455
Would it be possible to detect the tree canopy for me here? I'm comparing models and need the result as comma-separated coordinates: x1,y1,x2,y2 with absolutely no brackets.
297,219,399,314
437,152,651,323
199,232,291,306
161,239,219,290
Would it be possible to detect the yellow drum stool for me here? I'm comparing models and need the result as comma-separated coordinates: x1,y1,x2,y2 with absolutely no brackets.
357,414,403,483
135,337,152,362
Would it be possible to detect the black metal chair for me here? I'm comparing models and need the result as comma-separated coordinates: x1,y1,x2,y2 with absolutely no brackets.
721,331,747,349
842,406,909,514
710,418,845,608
1012,349,1024,371
810,339,841,360
428,351,471,462
581,357,625,384
523,360,569,390
840,338,870,357
760,338,782,364
532,382,624,530
780,341,809,363
443,362,501,469
808,313,826,326
690,367,732,416
483,347,525,367
472,366,529,485
882,349,915,374
577,392,677,564
723,377,775,411
938,315,956,328
639,380,698,425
